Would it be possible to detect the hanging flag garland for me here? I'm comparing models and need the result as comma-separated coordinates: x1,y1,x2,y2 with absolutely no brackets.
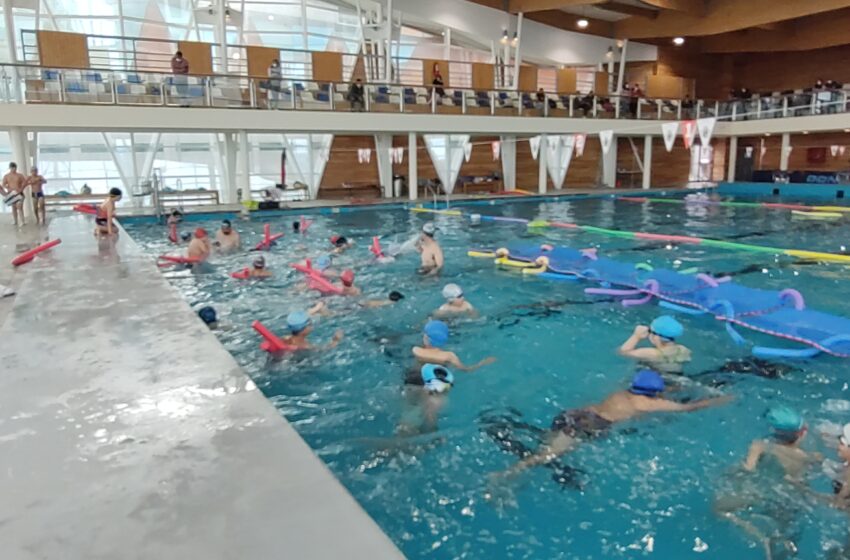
529,136,541,160
491,140,501,161
661,121,679,152
696,117,716,146
574,134,586,157
681,120,697,150
599,130,614,155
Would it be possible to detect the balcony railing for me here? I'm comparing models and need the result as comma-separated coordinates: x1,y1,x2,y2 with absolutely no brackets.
1,63,849,122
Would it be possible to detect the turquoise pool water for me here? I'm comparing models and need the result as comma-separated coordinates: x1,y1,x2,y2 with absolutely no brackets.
127,195,850,559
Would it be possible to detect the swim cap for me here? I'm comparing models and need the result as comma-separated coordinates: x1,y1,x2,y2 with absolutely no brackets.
766,406,804,433
109,187,122,197
330,235,348,247
171,209,182,217
222,219,232,228
292,221,300,232
286,311,312,334
340,269,355,286
424,320,450,348
195,227,207,238
422,222,437,236
315,255,332,271
650,315,683,340
421,364,454,394
442,283,463,300
389,291,404,302
841,423,850,446
253,256,265,268
198,306,217,325
180,231,192,241
629,369,665,396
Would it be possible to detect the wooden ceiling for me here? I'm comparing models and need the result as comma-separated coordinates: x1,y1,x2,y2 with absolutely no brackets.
470,0,850,52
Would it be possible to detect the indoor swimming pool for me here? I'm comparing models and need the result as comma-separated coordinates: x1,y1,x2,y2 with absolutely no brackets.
126,193,850,559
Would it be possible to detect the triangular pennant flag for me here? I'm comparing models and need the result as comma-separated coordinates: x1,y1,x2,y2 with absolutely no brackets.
491,140,501,161
832,145,840,157
397,147,405,164
599,130,614,155
463,141,473,162
357,148,365,164
529,136,541,160
744,146,753,158
681,120,697,150
561,134,574,148
661,121,679,152
696,117,716,146
841,146,847,156
574,134,586,157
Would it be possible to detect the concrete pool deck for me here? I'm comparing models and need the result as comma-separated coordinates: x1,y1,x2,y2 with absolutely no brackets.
0,215,404,560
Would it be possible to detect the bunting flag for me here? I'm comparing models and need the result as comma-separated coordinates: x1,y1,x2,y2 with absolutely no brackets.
529,136,541,160
599,130,614,155
463,141,473,162
561,134,575,148
492,140,501,161
357,148,372,164
744,146,754,158
841,146,847,156
574,134,586,157
661,121,679,152
681,120,697,150
832,145,840,157
696,117,716,146
389,147,404,164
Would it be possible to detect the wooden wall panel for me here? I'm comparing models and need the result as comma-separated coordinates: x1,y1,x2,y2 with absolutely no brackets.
646,75,693,99
247,46,279,78
594,72,609,94
321,136,378,189
556,68,577,94
518,65,538,92
471,64,495,91
37,31,89,68
458,136,501,179
177,41,213,75
424,60,450,87
740,132,850,172
312,51,343,83
565,137,601,188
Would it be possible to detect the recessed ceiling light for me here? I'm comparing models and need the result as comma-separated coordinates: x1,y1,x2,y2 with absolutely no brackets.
802,130,809,134
672,36,685,46
267,14,274,21
231,52,240,59
577,18,589,29
844,128,850,133
765,132,771,136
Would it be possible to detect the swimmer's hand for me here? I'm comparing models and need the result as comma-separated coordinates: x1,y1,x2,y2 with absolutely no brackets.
476,356,497,369
633,325,650,339
332,330,344,343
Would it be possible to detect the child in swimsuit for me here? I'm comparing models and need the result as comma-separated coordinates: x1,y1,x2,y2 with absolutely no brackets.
95,187,122,237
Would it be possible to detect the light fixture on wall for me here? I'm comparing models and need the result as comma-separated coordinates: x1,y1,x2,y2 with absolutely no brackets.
500,29,509,45
511,31,518,46
267,14,274,21
577,18,589,29
225,7,231,21
672,36,685,46
605,46,614,59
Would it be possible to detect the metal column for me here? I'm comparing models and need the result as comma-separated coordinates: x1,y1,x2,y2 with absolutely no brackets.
408,132,417,201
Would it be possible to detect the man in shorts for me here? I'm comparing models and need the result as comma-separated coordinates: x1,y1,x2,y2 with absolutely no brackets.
2,163,27,226
26,166,47,225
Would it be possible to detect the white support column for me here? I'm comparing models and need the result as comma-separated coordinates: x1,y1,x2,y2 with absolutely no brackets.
374,134,393,198
217,0,228,70
385,0,394,83
780,133,791,171
238,130,250,200
4,0,20,102
642,135,652,190
615,39,628,95
100,133,132,192
538,134,547,194
601,135,617,188
9,126,33,221
140,133,162,180
511,13,523,91
727,136,738,182
223,133,238,201
443,27,451,61
500,135,516,191
408,132,417,201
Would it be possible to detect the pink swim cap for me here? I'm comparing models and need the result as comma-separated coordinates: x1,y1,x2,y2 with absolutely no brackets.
341,269,355,286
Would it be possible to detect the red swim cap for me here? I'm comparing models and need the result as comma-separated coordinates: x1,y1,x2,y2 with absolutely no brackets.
330,235,340,245
195,228,207,238
341,269,355,286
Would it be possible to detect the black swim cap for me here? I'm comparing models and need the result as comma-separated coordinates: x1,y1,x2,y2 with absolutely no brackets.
171,209,182,216
222,219,232,227
109,187,123,197
293,221,301,231
198,306,217,325
389,291,404,301
334,236,348,247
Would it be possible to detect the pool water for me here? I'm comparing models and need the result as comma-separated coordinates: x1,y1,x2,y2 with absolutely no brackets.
127,195,850,559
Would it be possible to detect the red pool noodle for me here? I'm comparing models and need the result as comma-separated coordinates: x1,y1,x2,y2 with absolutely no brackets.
157,255,201,267
11,238,61,266
72,204,98,215
370,236,383,257
252,320,296,353
633,232,702,244
255,222,284,250
300,216,312,232
231,268,251,279
307,275,344,295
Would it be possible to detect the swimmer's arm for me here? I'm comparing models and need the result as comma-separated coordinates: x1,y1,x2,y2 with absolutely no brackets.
645,395,733,414
499,431,575,478
743,440,766,471
617,326,651,358
105,203,115,235
451,354,497,372
321,330,344,350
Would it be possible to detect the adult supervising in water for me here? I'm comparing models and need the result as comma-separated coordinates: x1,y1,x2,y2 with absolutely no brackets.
283,309,343,351
494,370,731,479
618,315,692,374
416,222,444,276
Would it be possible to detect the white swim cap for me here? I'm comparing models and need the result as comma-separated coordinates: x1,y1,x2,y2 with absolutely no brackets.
442,283,463,300
841,423,850,446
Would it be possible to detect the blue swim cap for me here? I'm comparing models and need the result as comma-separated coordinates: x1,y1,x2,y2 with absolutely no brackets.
315,255,332,271
180,231,192,241
421,364,454,394
629,369,665,396
424,320,450,348
650,315,684,340
286,311,311,333
198,306,217,325
766,406,804,433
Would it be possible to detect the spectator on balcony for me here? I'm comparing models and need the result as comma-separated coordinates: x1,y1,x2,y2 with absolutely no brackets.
268,59,282,110
578,91,594,116
346,78,365,112
681,94,694,119
431,68,445,104
629,83,643,118
170,50,190,107
534,88,546,111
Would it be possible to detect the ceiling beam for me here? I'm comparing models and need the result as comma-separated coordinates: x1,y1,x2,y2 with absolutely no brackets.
601,1,658,18
507,0,606,13
614,0,850,39
640,0,705,16
524,9,615,36
701,8,850,52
